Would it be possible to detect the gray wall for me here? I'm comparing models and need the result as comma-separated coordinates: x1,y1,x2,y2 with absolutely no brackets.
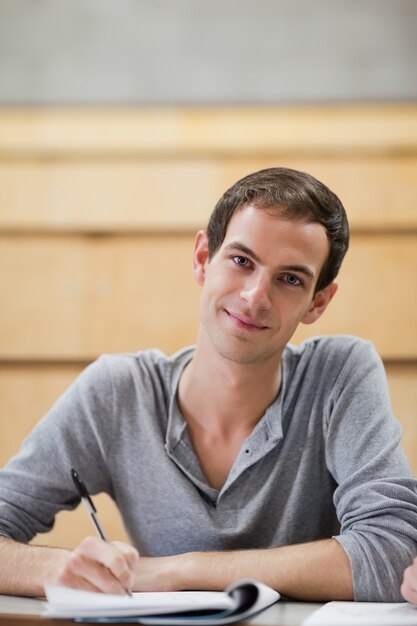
0,0,416,105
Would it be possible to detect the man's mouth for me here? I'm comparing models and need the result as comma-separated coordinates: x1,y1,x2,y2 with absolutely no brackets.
225,309,269,331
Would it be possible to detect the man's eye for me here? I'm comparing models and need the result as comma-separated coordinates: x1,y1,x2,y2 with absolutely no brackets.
284,274,301,286
233,256,250,267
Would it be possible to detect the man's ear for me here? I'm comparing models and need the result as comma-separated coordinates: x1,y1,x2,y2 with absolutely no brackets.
301,282,338,325
193,230,210,286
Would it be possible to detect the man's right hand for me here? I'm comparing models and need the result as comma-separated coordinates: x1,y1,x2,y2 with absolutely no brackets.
54,536,139,594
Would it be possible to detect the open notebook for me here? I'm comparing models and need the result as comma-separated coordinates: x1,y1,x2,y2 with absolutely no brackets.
44,579,280,624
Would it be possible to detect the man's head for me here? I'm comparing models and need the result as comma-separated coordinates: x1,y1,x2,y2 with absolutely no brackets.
207,167,349,293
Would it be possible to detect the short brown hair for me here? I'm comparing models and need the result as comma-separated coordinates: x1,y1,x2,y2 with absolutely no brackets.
207,167,349,292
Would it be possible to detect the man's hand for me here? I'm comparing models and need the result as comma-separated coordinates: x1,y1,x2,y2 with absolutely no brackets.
401,557,417,604
54,536,139,594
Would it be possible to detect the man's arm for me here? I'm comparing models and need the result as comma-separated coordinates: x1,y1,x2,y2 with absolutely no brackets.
187,539,353,600
0,533,352,600
0,534,351,600
0,536,138,597
132,539,353,600
0,536,69,596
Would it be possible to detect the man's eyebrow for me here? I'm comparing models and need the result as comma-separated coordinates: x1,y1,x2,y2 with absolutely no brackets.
224,242,262,263
280,264,315,280
224,242,316,280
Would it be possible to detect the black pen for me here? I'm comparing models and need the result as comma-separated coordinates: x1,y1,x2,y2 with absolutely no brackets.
70,467,109,541
71,467,132,596
70,468,133,596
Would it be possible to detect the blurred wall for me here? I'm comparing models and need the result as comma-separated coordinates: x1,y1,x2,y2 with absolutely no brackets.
0,0,416,104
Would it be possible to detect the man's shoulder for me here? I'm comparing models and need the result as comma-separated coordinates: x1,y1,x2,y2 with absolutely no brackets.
282,335,383,404
94,345,195,382
285,334,378,367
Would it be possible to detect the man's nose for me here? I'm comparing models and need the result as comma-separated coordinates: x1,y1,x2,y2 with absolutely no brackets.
240,274,272,309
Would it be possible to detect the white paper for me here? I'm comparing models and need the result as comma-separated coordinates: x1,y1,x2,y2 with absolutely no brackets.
44,584,235,618
43,579,280,624
0,595,45,616
138,581,280,625
303,601,417,626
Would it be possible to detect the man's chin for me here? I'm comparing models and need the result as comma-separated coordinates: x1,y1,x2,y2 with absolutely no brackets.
214,341,277,366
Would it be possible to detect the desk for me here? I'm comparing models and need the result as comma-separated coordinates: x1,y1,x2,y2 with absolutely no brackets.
0,594,322,626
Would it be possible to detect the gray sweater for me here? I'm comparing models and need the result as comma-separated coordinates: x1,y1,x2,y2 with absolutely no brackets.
1,335,416,601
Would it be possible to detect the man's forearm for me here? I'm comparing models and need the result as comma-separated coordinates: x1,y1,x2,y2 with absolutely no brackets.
181,538,353,601
0,534,353,600
0,536,69,596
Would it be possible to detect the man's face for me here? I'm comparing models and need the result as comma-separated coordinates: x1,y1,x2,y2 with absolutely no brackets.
194,205,334,366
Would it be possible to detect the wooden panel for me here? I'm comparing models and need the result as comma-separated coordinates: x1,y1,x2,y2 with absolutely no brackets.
88,237,200,355
0,235,200,360
387,363,417,475
1,157,417,232
0,106,416,157
0,160,214,232
0,234,416,360
283,157,417,230
0,238,91,359
0,365,83,465
0,362,415,548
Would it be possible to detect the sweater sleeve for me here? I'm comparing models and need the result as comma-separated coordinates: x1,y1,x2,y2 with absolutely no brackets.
325,339,417,601
0,356,115,543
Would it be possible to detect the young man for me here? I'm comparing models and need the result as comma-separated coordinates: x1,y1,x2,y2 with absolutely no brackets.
0,168,416,602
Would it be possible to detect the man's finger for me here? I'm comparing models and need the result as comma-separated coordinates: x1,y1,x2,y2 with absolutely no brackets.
112,541,140,585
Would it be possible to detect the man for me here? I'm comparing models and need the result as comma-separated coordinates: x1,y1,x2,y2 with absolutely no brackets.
0,168,416,602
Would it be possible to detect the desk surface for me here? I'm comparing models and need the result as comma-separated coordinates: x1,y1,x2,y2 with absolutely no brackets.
0,594,321,626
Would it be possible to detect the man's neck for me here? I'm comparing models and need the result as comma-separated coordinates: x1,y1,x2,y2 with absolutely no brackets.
178,337,283,436
176,332,283,489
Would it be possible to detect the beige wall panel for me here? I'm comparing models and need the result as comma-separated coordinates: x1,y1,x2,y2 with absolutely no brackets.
293,234,417,359
88,236,200,355
0,235,200,360
0,362,415,548
0,235,201,360
0,161,214,232
0,365,83,465
1,157,417,232
0,238,91,359
0,106,416,156
1,234,415,360
222,157,417,230
388,364,417,476
271,157,417,230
